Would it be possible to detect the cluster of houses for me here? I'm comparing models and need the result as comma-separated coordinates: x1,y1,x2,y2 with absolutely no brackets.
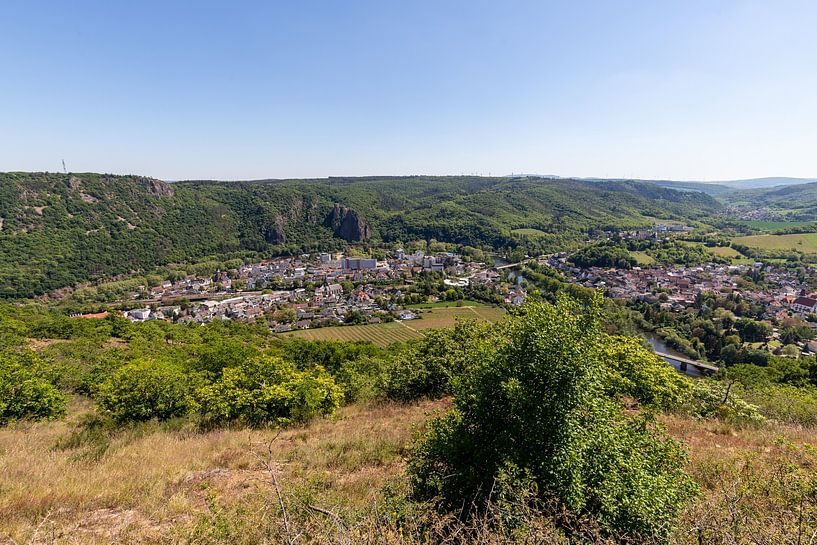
543,253,817,321
126,283,404,331
618,224,695,241
118,249,521,330
112,240,817,341
128,250,487,304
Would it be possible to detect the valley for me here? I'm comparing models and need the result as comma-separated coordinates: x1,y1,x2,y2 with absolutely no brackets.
5,172,817,544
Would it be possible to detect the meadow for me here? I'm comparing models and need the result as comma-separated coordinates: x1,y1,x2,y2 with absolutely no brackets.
629,250,656,265
706,246,742,258
285,306,505,346
736,219,815,232
3,398,816,544
733,232,817,253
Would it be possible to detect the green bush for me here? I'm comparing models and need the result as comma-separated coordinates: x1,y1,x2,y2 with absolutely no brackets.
680,380,764,425
740,382,817,426
602,335,692,409
195,356,343,427
381,321,491,401
194,338,258,377
333,356,386,403
408,294,698,540
96,359,198,423
0,351,66,424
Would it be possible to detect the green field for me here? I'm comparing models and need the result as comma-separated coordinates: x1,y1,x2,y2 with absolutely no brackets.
284,306,506,346
737,220,815,232
511,228,547,237
733,233,817,253
707,246,743,258
629,251,655,265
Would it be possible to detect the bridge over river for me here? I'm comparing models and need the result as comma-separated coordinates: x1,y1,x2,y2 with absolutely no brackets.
655,351,719,377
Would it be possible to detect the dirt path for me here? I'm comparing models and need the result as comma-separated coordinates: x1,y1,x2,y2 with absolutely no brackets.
396,320,426,336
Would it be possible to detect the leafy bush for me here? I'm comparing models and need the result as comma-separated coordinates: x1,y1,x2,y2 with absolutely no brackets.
196,356,343,427
381,321,491,401
333,356,386,403
408,294,698,540
96,359,198,423
0,351,66,424
194,338,258,376
680,380,765,425
738,382,817,426
601,335,692,409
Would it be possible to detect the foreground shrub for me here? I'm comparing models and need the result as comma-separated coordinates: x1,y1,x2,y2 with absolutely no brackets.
408,294,698,541
196,356,343,426
0,351,66,424
96,358,197,423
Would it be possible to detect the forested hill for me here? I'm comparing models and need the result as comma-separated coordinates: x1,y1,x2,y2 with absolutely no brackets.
0,172,721,298
722,181,817,218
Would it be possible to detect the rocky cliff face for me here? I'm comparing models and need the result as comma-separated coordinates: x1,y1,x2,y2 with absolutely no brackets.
324,204,371,242
262,214,287,244
143,177,175,197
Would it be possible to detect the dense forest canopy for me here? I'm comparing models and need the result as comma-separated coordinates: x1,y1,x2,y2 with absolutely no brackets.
0,172,721,299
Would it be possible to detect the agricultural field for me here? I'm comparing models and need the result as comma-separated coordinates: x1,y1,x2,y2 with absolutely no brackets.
285,306,506,346
733,232,817,253
406,300,484,309
285,321,420,345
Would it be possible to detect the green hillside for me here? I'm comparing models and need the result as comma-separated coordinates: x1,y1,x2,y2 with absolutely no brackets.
722,182,817,218
0,173,721,298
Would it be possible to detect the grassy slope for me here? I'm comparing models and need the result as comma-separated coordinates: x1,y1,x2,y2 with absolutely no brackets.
723,182,817,218
733,232,817,253
2,399,815,544
736,219,816,231
629,250,656,265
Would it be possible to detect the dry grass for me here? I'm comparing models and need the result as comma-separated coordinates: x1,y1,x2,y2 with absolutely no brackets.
665,415,817,544
0,398,448,544
707,246,742,258
2,400,817,544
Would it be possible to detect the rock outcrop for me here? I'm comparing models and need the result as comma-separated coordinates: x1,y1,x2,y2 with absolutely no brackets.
144,178,175,197
324,204,371,242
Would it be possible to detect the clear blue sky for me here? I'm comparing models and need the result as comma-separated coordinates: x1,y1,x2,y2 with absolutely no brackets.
2,1,815,181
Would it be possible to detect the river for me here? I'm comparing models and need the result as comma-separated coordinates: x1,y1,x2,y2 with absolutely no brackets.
643,332,705,377
492,255,525,284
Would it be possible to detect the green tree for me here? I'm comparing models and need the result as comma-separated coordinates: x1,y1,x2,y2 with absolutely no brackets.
408,294,697,540
195,338,258,376
344,310,367,325
272,308,297,323
96,359,197,423
0,351,66,424
381,321,490,401
735,318,772,343
196,356,343,427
